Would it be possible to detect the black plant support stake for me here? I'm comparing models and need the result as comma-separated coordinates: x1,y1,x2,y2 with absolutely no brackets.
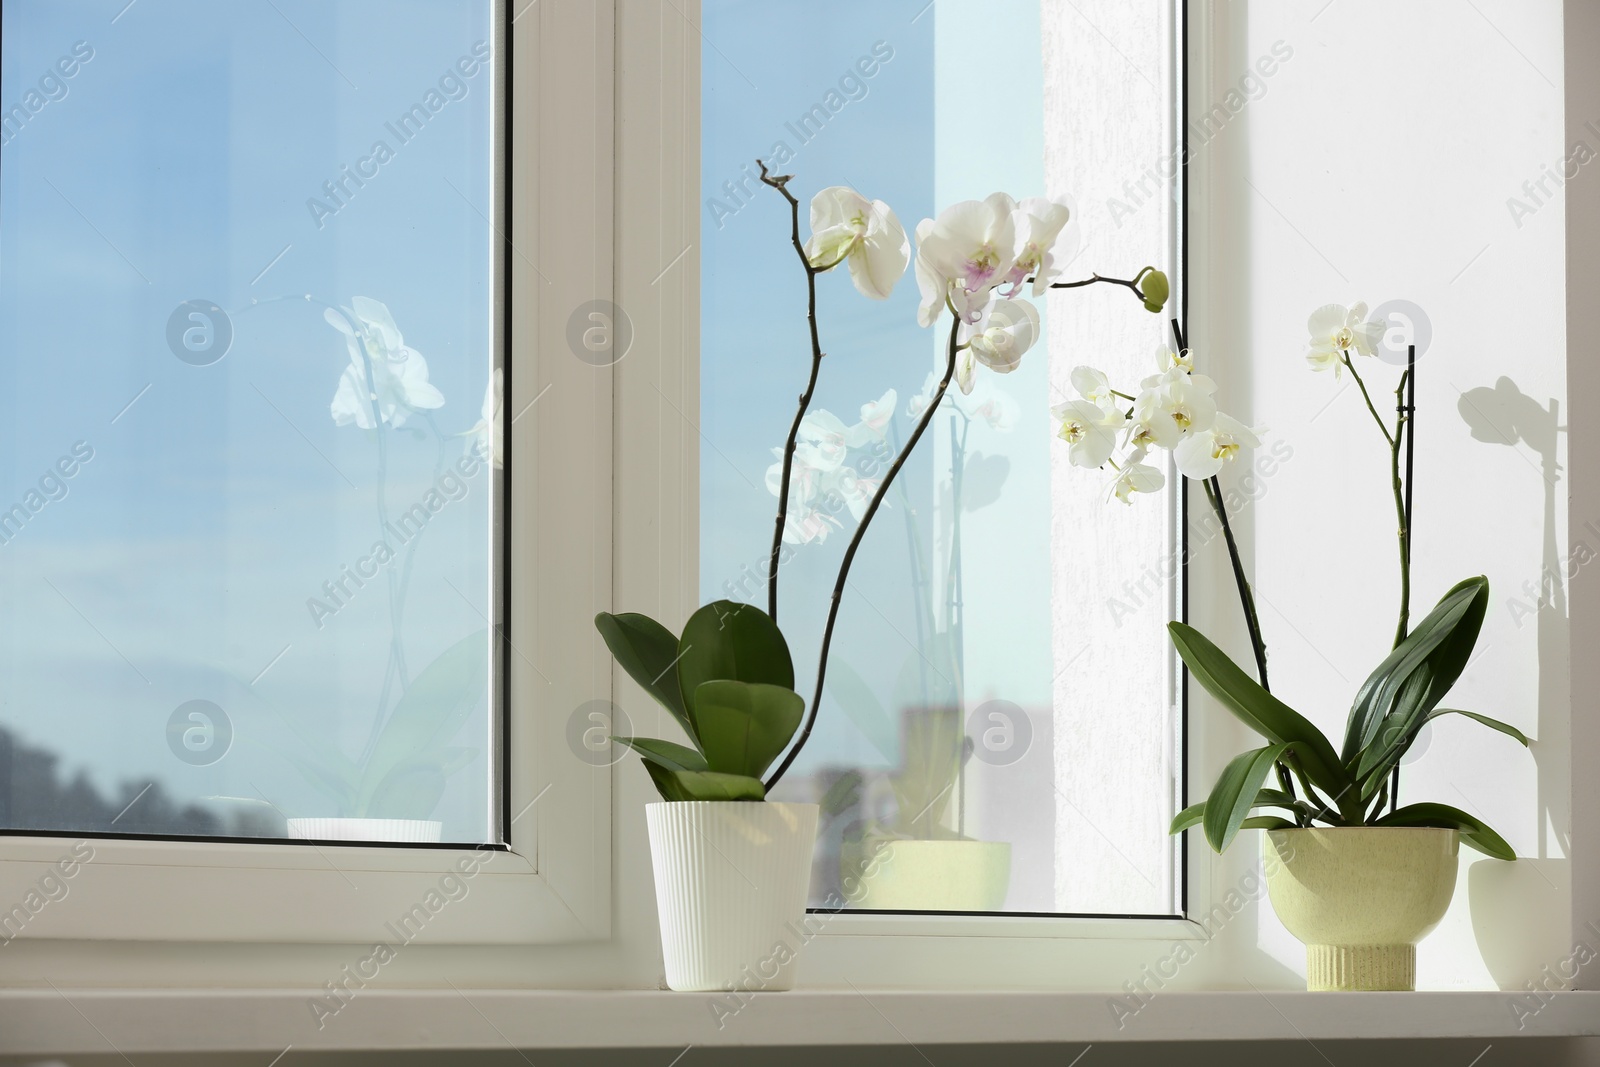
1391,343,1416,813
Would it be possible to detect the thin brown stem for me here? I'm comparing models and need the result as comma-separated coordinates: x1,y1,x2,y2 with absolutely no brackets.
758,159,826,624
764,314,964,791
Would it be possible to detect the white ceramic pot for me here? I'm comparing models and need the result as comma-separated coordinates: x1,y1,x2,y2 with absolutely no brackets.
286,818,442,843
840,838,1012,911
1263,826,1459,991
646,801,818,992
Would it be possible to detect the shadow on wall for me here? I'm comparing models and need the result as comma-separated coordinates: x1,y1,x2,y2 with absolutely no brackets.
1455,376,1576,990
0,727,274,838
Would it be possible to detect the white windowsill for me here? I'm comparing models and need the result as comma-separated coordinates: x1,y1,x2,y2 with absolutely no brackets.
2,987,1595,1054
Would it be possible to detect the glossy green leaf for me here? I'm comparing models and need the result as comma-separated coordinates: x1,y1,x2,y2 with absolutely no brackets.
691,680,804,780
1204,743,1290,853
1170,789,1308,836
594,612,695,744
1168,622,1350,801
1423,708,1530,746
360,630,488,814
1171,801,1207,834
1345,577,1489,777
676,601,795,725
615,736,708,773
642,764,766,803
1374,801,1516,860
829,657,897,763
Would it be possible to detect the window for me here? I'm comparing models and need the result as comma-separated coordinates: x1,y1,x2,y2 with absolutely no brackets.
700,0,1184,915
1,0,500,845
0,0,613,946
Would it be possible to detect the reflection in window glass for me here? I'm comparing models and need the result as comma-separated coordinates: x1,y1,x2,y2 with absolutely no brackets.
0,0,499,843
702,0,1180,913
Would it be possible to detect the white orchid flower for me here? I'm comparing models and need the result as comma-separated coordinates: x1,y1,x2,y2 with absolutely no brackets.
1052,398,1126,469
327,297,445,429
1070,366,1116,409
1141,368,1218,437
794,410,850,472
1306,302,1385,376
963,297,1041,379
1173,413,1262,480
914,193,1019,326
803,186,910,301
1111,460,1166,504
1003,196,1073,296
765,448,842,545
833,468,881,523
1127,388,1184,450
845,388,898,448
1154,343,1194,374
462,368,503,468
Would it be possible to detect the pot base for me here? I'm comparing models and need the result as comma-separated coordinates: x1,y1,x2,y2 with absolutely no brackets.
1306,943,1414,992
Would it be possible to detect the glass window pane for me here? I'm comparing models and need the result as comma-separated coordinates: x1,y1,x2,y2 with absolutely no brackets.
701,0,1180,913
0,0,500,844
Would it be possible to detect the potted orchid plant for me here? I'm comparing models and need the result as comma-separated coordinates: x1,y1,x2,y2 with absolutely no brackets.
595,166,1166,991
277,297,498,843
1056,308,1530,991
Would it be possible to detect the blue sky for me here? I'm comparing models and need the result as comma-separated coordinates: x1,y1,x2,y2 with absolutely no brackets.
0,0,496,839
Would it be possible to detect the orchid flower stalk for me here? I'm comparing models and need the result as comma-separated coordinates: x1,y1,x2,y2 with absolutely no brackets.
760,173,1167,791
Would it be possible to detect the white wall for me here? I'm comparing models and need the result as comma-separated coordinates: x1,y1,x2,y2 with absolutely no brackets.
1190,0,1571,989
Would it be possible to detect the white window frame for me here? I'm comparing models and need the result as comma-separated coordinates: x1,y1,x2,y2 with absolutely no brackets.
0,0,616,947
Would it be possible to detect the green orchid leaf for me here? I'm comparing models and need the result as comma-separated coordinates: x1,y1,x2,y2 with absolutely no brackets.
615,736,709,773
1204,742,1290,853
1171,801,1206,834
1345,576,1489,777
364,763,447,820
676,601,795,726
642,764,766,803
691,680,805,780
359,630,488,814
594,612,695,744
1374,801,1515,861
829,657,898,763
1168,622,1350,800
1423,709,1530,746
1240,816,1296,830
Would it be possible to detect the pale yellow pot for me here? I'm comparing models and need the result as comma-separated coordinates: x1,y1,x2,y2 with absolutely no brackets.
840,839,1012,912
1263,827,1459,991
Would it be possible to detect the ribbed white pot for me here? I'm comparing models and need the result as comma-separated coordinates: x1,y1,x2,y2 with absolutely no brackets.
286,818,442,843
646,801,819,992
1263,826,1459,991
